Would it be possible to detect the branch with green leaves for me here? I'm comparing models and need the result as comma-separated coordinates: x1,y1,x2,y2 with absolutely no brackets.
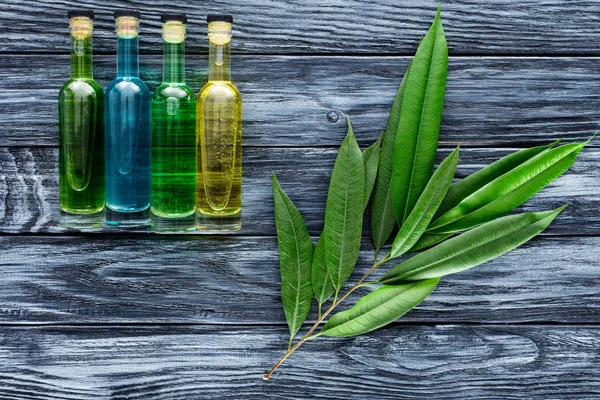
265,6,592,381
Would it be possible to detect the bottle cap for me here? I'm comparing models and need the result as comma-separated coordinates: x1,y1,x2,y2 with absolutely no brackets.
207,14,233,23
68,10,95,19
114,9,141,19
161,13,187,23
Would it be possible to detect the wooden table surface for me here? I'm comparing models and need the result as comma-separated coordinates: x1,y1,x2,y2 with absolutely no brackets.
1,1,599,398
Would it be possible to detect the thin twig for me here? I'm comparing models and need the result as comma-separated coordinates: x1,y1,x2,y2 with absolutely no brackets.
263,255,388,380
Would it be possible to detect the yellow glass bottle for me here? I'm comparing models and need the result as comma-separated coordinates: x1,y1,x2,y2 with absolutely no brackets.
196,15,242,231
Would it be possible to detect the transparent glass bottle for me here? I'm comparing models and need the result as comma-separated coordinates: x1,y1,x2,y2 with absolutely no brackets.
105,9,152,227
58,10,105,228
196,15,242,232
151,13,196,232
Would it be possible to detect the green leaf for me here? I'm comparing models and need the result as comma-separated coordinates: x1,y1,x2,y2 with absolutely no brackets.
389,146,459,259
429,140,588,234
370,65,411,251
380,205,567,284
272,175,314,340
324,117,366,291
409,232,453,252
433,141,560,220
392,6,448,226
320,279,440,337
311,235,335,307
408,142,560,251
362,134,382,211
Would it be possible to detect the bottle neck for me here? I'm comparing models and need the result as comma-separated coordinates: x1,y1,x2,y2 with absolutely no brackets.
70,36,93,79
209,41,231,82
117,36,139,77
163,41,185,83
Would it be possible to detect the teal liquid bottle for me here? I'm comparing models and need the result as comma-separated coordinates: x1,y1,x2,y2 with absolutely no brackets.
59,10,105,228
151,13,197,231
105,10,152,227
196,15,242,232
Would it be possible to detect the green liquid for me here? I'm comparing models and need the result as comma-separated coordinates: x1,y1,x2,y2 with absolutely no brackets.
151,39,196,218
59,35,105,214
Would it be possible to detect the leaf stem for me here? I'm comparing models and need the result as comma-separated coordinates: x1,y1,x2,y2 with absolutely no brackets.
263,259,384,380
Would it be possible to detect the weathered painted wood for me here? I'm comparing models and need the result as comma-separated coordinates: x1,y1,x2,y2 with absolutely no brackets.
0,146,597,235
2,55,599,147
0,325,598,399
0,235,598,324
2,0,600,56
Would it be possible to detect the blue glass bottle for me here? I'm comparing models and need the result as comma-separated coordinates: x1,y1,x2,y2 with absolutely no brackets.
105,9,151,226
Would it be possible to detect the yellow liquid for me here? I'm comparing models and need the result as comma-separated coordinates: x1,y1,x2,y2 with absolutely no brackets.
196,81,242,231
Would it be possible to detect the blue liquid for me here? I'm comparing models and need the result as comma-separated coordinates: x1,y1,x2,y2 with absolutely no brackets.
105,36,151,214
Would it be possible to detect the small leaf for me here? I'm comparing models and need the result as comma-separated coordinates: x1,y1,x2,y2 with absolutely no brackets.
433,141,560,220
380,205,567,284
429,141,588,234
389,146,459,259
392,6,448,225
272,175,314,340
324,117,366,291
320,279,440,337
370,65,411,251
362,134,382,211
311,235,335,306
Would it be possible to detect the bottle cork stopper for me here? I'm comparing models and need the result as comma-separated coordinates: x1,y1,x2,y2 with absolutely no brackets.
208,21,231,45
163,21,185,43
70,17,93,40
116,16,139,38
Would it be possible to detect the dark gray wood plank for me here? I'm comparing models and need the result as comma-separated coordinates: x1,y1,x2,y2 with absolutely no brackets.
0,325,598,399
0,146,597,235
0,235,598,324
2,55,599,147
2,0,600,55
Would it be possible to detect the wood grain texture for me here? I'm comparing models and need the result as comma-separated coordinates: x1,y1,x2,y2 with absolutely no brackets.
0,146,597,235
0,325,598,399
2,0,600,56
2,55,599,147
0,235,598,324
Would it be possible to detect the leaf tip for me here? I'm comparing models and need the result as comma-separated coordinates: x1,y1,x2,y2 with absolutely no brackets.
555,203,569,214
586,132,598,144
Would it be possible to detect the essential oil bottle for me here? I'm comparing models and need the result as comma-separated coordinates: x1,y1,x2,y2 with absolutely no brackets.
196,15,242,232
151,13,196,232
59,10,105,228
104,9,152,227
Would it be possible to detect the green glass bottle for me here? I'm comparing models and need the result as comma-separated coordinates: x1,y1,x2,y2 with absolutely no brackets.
59,10,105,228
196,15,242,232
151,13,197,231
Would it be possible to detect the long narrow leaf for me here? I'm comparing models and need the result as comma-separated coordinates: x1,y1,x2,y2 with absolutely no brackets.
363,134,382,211
410,142,560,251
320,279,440,337
311,235,335,307
380,205,567,284
370,65,411,251
324,118,366,291
392,6,448,225
272,175,314,340
410,232,453,252
434,140,560,220
429,141,588,234
389,146,459,259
